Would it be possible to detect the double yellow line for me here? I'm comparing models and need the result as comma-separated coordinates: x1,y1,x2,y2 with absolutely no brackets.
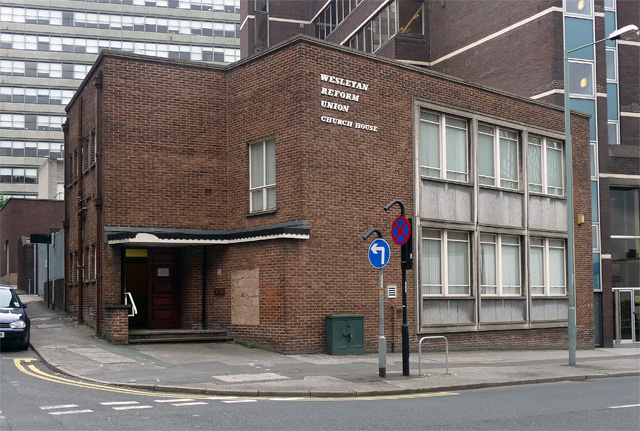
13,359,211,399
14,359,459,402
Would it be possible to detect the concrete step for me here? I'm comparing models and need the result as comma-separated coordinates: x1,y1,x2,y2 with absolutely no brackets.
129,329,233,344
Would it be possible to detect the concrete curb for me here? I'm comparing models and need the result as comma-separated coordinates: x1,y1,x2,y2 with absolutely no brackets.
29,341,640,398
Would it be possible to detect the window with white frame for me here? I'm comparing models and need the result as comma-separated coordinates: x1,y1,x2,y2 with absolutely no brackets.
530,238,566,296
478,124,519,189
421,229,470,296
528,135,563,196
249,138,275,213
419,111,468,182
480,234,521,296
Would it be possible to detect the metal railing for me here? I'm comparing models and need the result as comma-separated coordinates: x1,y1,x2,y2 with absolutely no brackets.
418,336,449,375
124,292,137,317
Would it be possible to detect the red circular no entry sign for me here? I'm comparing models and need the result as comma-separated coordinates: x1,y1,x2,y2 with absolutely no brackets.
391,216,411,246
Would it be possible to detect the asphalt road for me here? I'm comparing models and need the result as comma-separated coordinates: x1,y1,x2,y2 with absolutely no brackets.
1,347,639,431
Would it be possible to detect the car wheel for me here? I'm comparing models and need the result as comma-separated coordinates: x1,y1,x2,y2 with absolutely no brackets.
19,332,30,351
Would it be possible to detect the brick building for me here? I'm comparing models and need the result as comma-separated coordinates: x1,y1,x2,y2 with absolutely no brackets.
0,198,64,284
240,0,640,347
63,36,592,352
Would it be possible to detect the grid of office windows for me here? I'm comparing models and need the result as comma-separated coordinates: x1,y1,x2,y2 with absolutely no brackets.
0,60,92,80
1,141,64,158
314,0,364,40
1,114,66,131
1,87,75,106
69,0,239,13
0,167,38,184
0,33,240,63
0,7,240,38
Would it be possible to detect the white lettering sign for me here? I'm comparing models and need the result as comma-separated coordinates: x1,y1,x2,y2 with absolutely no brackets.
319,73,377,133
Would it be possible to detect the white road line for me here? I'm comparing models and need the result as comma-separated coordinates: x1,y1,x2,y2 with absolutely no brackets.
222,400,257,404
171,402,208,407
112,405,153,411
268,397,305,401
609,404,640,409
100,401,140,406
48,410,93,415
205,396,238,400
40,405,78,410
154,399,194,403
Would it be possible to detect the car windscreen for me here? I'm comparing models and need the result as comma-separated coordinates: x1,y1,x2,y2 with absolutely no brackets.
0,289,21,308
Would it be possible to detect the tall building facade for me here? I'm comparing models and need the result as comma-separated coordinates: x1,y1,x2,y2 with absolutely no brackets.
1,0,241,200
240,0,639,347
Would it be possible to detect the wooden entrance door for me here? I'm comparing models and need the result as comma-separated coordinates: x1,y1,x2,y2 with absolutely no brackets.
148,248,180,329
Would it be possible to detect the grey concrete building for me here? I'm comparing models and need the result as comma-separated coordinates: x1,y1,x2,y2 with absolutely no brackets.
1,0,241,199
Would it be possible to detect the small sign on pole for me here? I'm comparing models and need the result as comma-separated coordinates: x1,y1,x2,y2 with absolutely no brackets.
368,239,390,269
391,216,411,246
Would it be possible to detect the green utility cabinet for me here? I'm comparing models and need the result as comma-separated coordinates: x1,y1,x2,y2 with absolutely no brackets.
325,314,364,355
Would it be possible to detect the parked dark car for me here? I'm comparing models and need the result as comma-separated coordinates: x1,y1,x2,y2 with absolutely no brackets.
0,284,30,350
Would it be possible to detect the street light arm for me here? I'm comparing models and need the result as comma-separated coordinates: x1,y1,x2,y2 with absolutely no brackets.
384,199,405,216
566,24,639,55
363,228,383,241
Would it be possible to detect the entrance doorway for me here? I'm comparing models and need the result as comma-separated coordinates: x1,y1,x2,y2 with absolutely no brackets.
123,248,181,330
615,289,640,344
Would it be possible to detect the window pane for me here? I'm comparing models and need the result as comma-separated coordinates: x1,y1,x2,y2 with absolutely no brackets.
499,130,518,189
478,127,494,185
251,189,262,212
530,245,544,295
606,49,616,81
447,233,468,294
445,121,467,181
566,0,592,15
569,61,593,96
422,233,441,295
549,246,566,294
593,252,601,291
266,186,276,209
265,139,275,185
250,143,263,188
502,242,520,294
610,188,640,236
591,181,599,222
547,144,563,195
420,116,440,177
480,242,496,295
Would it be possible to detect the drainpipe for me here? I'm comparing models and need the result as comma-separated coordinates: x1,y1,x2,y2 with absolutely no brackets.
202,247,207,329
62,123,70,311
94,73,103,336
77,98,83,323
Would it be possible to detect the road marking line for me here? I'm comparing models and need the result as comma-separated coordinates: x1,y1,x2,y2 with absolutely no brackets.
268,397,305,401
48,409,93,415
40,405,78,410
609,404,640,409
206,396,238,400
171,402,208,407
154,399,194,403
100,401,140,406
222,400,258,404
112,405,153,411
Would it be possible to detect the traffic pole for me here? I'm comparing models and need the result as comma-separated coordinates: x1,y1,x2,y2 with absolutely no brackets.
378,267,386,378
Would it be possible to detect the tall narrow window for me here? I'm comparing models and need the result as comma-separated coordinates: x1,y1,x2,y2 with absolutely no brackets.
419,111,468,182
249,139,275,213
481,234,521,296
421,229,470,296
478,124,519,189
530,238,566,296
528,135,563,196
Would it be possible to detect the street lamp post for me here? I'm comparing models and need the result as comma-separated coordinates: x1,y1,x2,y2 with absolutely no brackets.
563,24,638,366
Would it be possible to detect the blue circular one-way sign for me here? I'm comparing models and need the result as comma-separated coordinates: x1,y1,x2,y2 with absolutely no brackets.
368,239,390,269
